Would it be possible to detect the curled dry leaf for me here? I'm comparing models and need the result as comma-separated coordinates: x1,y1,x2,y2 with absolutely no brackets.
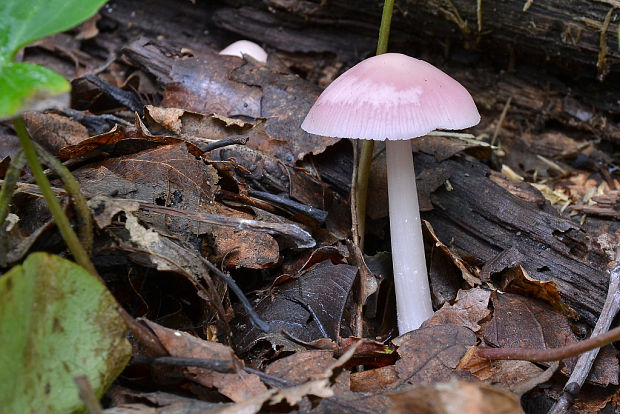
422,288,491,333
389,379,523,414
218,340,366,414
144,104,254,144
494,264,578,320
230,60,339,161
410,134,493,163
58,122,202,160
266,350,350,393
458,346,557,396
22,111,89,155
424,221,480,307
480,248,578,320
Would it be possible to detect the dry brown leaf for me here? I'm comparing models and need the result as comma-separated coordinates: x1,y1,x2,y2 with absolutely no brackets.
389,379,522,414
496,265,578,320
162,53,262,118
393,324,478,385
482,292,618,386
350,365,399,393
145,105,252,140
423,288,491,333
23,112,89,155
143,320,267,402
458,346,554,395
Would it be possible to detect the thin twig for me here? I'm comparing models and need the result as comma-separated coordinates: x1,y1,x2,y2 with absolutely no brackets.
547,247,620,414
347,240,372,340
140,202,316,248
477,316,620,361
478,255,620,363
248,189,328,224
283,295,328,337
350,139,360,247
200,256,271,332
202,136,249,152
356,140,373,250
491,97,512,146
243,366,295,388
131,355,237,373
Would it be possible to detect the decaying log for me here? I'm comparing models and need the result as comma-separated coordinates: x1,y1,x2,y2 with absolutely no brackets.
416,153,610,325
214,0,620,78
101,0,620,146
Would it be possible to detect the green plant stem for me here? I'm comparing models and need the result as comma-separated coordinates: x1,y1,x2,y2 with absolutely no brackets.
376,0,394,56
13,117,97,276
356,0,394,250
355,141,373,250
31,141,93,255
14,116,168,356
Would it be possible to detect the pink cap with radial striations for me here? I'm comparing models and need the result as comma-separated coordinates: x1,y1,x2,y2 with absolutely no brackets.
301,53,480,140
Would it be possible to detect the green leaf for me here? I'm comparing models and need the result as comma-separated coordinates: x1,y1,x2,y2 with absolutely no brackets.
0,0,107,119
0,62,70,118
0,253,131,413
0,0,108,61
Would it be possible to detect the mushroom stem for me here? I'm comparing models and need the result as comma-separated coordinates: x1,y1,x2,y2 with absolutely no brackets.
385,139,434,333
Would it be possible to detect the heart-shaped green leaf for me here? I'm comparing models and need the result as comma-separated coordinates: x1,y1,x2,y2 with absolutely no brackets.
0,62,70,117
0,0,107,119
0,252,131,413
0,0,108,61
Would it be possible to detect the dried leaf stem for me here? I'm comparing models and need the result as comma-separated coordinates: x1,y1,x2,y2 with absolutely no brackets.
0,150,26,265
200,256,271,332
547,248,620,414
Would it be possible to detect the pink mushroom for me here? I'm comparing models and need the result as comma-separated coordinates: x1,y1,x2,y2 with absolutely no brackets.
301,53,480,333
219,40,268,63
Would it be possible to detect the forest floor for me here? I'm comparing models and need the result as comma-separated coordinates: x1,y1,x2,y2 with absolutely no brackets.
1,0,620,413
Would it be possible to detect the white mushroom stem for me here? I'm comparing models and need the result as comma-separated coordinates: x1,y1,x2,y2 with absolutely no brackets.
386,139,434,333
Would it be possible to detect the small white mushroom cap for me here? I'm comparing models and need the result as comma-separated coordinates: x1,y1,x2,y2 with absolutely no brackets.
301,53,479,140
219,40,268,63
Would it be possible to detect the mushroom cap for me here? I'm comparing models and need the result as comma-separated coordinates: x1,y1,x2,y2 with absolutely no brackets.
219,40,268,63
301,53,480,140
